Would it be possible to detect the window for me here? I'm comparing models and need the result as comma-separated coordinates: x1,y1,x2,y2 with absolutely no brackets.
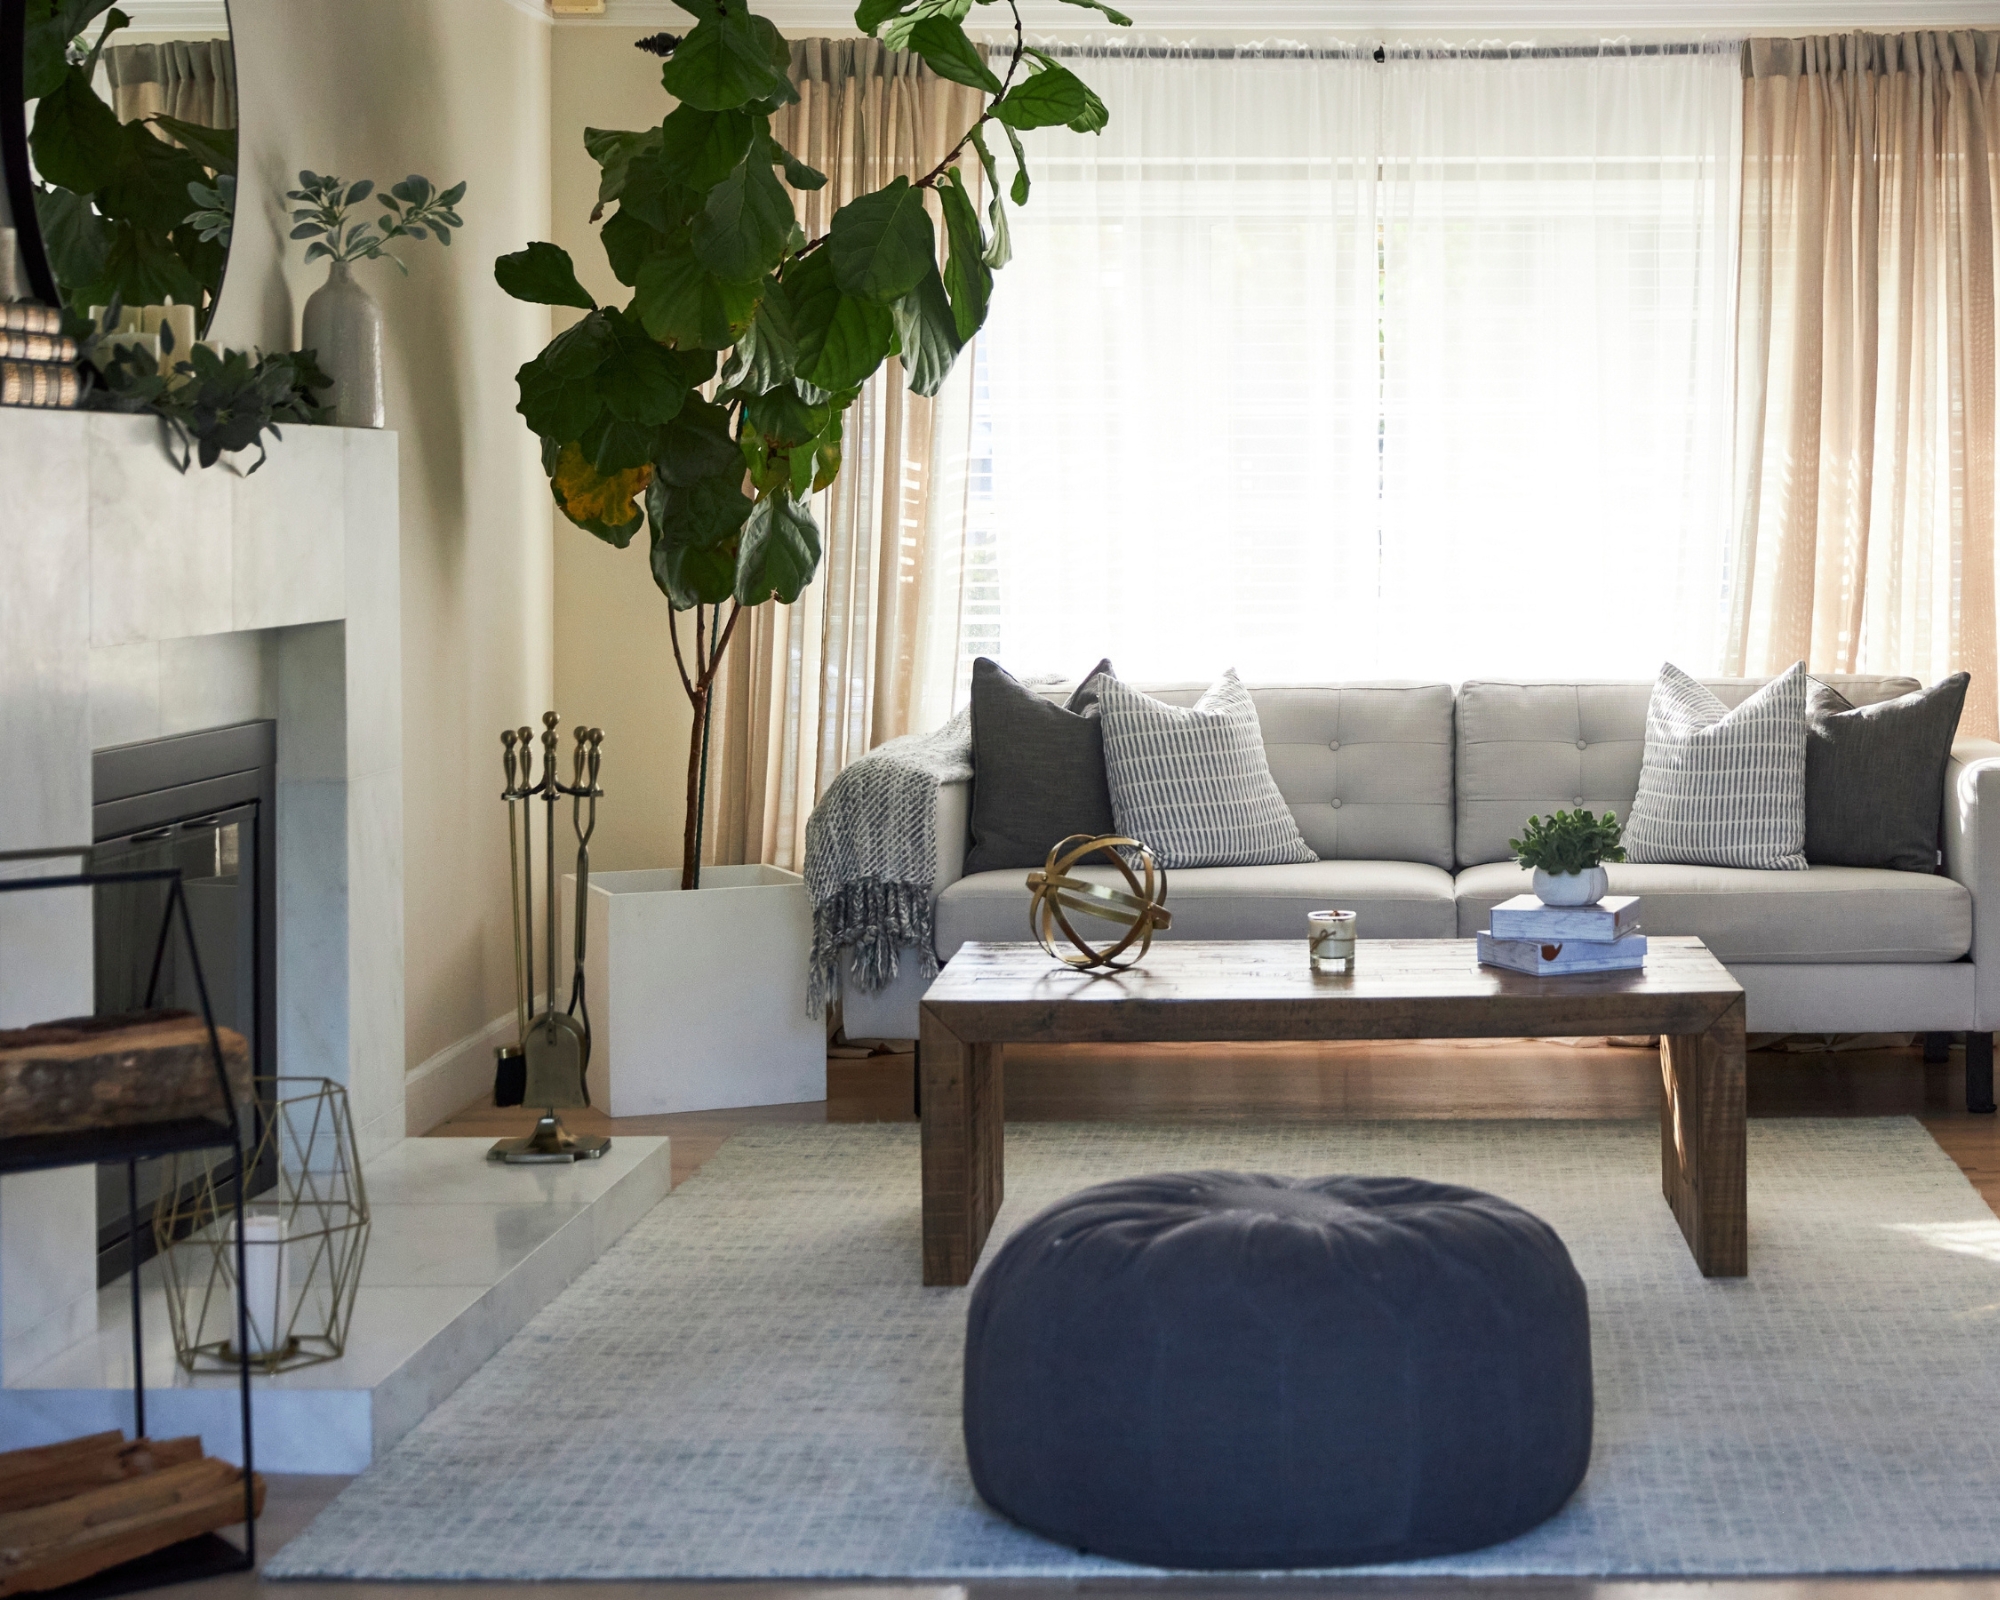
965,44,1740,685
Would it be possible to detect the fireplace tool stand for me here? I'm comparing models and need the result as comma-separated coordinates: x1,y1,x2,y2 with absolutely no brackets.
490,713,609,1164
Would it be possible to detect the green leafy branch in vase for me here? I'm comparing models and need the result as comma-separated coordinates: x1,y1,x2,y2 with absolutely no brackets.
494,0,1127,890
287,172,467,271
86,312,332,475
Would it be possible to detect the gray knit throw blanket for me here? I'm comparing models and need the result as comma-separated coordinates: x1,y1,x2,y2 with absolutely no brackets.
805,708,972,1017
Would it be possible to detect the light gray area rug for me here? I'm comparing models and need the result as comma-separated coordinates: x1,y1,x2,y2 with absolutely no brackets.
268,1118,2000,1579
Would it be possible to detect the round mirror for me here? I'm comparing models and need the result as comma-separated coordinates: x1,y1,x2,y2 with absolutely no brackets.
2,0,236,335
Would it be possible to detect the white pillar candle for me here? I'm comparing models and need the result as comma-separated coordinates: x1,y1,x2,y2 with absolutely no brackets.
157,303,196,361
237,1213,288,1357
1308,909,1358,974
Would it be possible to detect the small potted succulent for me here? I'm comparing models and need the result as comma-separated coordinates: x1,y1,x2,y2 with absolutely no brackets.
1509,809,1626,907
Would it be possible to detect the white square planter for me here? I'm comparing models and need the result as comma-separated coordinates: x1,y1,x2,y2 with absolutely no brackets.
567,865,825,1116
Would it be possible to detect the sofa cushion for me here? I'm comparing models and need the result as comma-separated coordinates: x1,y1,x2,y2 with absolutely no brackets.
1041,680,1457,870
937,860,1456,959
1099,672,1317,868
1453,860,1971,963
1806,672,1969,871
1455,674,1922,868
965,656,1117,874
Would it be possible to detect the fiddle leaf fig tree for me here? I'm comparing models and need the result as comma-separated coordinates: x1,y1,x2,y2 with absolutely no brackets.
496,0,1124,890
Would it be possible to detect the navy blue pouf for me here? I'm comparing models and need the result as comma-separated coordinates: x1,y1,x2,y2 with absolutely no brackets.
962,1171,1592,1570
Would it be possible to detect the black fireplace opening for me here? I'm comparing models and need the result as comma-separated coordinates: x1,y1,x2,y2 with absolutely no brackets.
90,721,277,1285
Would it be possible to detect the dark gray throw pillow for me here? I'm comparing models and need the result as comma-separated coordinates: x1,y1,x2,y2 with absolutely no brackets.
1804,672,1969,871
965,657,1117,874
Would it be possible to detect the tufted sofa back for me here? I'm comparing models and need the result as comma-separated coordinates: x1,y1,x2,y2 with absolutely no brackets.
1452,675,1922,867
1036,680,1458,871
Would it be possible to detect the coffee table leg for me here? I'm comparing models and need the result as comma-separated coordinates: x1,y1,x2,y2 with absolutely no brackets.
1659,995,1748,1277
920,1008,1003,1287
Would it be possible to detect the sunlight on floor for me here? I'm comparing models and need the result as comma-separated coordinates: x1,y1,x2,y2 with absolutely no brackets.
1889,1220,2000,1265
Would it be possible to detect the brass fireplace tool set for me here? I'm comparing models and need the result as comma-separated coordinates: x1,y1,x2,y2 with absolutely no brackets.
489,712,610,1164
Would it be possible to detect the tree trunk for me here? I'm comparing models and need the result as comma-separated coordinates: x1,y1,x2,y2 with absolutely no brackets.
681,685,708,892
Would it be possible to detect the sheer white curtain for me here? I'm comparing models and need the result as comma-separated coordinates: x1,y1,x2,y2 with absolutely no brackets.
971,43,1741,684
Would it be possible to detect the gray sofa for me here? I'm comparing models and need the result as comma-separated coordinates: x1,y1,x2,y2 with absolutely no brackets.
837,675,2000,1099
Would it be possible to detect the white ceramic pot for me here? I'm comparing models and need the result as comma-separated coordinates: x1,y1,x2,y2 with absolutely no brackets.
1533,865,1608,907
300,259,385,428
567,864,825,1115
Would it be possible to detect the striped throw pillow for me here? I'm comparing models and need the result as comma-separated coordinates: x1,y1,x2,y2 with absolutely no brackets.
1625,661,1810,870
1098,672,1317,869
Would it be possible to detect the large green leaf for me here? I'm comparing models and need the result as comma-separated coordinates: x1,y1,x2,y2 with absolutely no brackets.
30,67,126,194
494,241,597,309
149,115,235,175
659,6,795,113
965,124,1012,267
615,146,698,234
97,219,204,307
24,0,117,101
517,355,605,444
991,58,1107,133
716,278,797,396
649,472,753,608
635,237,759,348
874,0,972,50
601,207,666,287
736,491,822,605
891,261,963,398
96,120,210,231
656,397,742,487
578,410,660,474
584,126,660,216
35,183,112,290
828,176,934,304
937,168,990,343
744,382,830,448
906,17,1001,93
596,317,690,426
543,312,616,377
788,247,899,392
1053,0,1132,22
770,138,827,192
657,105,758,192
692,146,796,283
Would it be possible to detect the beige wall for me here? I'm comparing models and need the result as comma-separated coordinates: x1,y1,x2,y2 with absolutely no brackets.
219,0,554,1073
548,28,698,876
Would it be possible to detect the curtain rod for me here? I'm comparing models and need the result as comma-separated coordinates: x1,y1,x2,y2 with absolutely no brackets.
1007,41,1738,60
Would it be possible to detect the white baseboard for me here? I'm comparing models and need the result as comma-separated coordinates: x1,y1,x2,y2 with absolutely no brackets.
405,1008,523,1135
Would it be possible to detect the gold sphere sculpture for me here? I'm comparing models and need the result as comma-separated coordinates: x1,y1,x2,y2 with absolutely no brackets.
1025,834,1172,970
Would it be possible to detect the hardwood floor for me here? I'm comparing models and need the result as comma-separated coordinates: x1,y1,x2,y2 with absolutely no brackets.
229,1036,2000,1597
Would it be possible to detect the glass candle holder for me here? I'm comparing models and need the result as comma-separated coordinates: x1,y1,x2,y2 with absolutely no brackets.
1309,909,1358,973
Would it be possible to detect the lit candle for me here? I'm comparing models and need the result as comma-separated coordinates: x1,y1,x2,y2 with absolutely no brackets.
237,1213,289,1357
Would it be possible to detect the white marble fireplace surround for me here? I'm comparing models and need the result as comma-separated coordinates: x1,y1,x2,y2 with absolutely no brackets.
0,410,403,1386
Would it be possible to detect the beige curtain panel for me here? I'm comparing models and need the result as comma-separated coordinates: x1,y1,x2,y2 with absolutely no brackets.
1729,31,1999,735
103,40,238,129
703,39,984,873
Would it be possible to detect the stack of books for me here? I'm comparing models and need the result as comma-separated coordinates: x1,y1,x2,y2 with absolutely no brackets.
1477,893,1646,976
1,302,83,409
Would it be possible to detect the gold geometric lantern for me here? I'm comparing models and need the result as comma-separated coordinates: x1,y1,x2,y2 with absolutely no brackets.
1025,833,1172,971
155,1076,371,1375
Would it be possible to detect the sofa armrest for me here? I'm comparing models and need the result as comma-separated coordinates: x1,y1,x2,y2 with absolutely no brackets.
1944,739,2000,1030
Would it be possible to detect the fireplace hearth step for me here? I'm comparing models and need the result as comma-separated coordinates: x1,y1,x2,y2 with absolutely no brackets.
0,1136,669,1473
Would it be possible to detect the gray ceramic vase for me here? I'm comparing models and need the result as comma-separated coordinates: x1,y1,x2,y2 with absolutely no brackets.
301,259,385,428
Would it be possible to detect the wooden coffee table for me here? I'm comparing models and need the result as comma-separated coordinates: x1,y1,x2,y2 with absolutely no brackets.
918,937,1747,1286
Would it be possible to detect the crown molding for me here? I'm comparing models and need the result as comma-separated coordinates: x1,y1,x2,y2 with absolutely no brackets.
553,0,2000,28
111,0,228,29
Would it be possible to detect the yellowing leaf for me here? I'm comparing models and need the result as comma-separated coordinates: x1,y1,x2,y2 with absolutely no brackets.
553,443,651,544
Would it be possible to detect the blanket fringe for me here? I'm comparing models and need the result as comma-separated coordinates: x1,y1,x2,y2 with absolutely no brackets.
809,880,940,1018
